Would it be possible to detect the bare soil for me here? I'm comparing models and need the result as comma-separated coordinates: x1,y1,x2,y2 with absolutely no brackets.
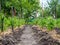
0,25,60,45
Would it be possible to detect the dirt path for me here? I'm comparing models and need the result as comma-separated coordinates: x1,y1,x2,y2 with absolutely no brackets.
17,25,37,45
16,25,60,45
0,25,60,45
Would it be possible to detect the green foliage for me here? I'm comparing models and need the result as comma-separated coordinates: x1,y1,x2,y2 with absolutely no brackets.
0,12,5,32
56,18,60,28
29,17,58,31
0,0,40,18
47,0,60,18
28,18,38,25
46,17,56,30
0,0,60,32
0,16,25,31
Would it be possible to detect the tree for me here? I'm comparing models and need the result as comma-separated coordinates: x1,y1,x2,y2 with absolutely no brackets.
48,0,59,18
0,0,40,18
23,0,40,19
56,2,60,18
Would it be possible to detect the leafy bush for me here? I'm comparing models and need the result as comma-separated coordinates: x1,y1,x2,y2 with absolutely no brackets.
29,17,57,31
56,18,60,28
0,16,25,31
37,18,47,28
28,18,38,25
46,17,56,30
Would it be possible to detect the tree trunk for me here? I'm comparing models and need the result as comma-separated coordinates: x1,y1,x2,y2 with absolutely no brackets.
11,6,14,16
55,5,57,18
53,4,57,19
1,17,4,32
18,12,20,19
13,8,16,16
11,6,14,32
20,6,23,18
0,3,1,11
